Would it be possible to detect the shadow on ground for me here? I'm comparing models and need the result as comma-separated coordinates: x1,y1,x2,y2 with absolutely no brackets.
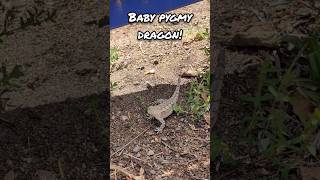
0,92,109,179
111,82,210,179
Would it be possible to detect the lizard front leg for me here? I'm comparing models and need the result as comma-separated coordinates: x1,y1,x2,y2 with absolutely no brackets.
155,117,165,133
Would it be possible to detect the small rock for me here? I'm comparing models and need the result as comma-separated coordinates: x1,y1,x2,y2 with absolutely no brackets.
161,137,168,141
74,62,97,76
133,146,141,153
153,60,159,65
121,115,128,121
137,66,145,70
145,81,153,89
133,81,140,86
144,69,155,75
111,115,115,120
182,69,198,77
147,150,155,156
161,159,169,164
136,153,141,158
150,170,156,175
175,126,181,131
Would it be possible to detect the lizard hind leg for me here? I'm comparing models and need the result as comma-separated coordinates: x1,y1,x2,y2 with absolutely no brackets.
155,118,165,133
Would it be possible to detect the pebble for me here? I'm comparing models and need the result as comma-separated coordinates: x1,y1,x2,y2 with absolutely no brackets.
161,137,168,141
150,170,156,175
147,150,154,156
181,69,198,77
111,115,115,120
133,81,140,85
136,66,145,70
133,146,141,153
145,81,152,89
136,153,141,158
121,115,128,121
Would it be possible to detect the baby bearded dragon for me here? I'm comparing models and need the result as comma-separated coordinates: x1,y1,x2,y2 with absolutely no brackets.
147,77,181,133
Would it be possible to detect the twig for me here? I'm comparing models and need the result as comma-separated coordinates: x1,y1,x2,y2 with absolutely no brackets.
123,153,151,167
161,141,177,152
110,164,144,180
111,126,151,157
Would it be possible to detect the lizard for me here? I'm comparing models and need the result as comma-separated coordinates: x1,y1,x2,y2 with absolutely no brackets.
147,76,181,133
211,47,226,128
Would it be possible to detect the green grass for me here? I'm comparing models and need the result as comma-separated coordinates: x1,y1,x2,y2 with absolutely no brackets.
194,28,209,41
0,63,24,112
185,70,210,122
211,33,320,179
110,81,118,91
238,33,320,178
110,47,119,64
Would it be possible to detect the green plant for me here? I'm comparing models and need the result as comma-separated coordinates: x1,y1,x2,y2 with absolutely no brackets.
240,34,320,177
173,104,185,116
186,70,210,122
211,134,238,169
202,46,210,56
110,47,119,64
110,81,118,91
0,63,24,112
194,28,209,41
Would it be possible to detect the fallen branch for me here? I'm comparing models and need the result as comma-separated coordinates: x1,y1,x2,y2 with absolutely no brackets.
110,164,145,180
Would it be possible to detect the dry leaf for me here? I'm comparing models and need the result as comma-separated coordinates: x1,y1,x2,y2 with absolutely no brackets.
300,166,320,180
187,164,199,170
161,170,174,177
4,170,15,180
290,90,314,122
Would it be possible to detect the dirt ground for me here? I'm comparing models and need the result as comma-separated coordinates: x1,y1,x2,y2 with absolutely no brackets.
110,1,211,179
0,0,108,179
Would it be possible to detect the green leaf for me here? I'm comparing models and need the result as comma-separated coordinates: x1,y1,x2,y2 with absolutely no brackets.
307,144,317,157
9,65,24,79
268,86,289,102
